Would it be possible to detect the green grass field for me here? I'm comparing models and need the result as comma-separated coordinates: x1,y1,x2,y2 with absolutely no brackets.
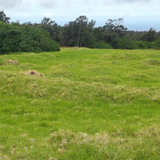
0,48,160,159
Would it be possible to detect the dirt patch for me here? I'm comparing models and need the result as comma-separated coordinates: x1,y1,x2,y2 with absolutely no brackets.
24,70,44,76
73,46,79,49
61,46,68,48
6,60,18,65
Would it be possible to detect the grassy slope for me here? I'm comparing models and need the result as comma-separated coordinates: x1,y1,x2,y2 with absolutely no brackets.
0,48,160,159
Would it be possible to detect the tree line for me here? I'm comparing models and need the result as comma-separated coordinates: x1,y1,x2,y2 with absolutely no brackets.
0,11,160,54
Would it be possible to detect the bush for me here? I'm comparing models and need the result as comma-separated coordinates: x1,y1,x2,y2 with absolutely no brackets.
154,41,160,49
0,22,60,54
0,22,22,54
118,37,137,49
103,32,120,49
21,25,60,52
146,42,154,49
89,40,113,49
136,41,148,49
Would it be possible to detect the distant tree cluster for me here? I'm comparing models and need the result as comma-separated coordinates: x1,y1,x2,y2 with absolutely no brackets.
0,11,160,54
0,11,60,54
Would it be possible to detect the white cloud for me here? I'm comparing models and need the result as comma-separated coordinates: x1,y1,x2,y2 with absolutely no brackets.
0,0,159,10
38,0,57,8
1,0,160,30
0,0,22,10
43,12,52,16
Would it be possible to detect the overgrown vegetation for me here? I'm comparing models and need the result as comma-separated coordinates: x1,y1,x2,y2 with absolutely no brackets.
1,11,160,55
0,48,160,159
0,12,60,54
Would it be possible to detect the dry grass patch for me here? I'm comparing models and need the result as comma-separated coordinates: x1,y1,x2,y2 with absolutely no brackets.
6,59,18,65
49,129,110,149
73,46,79,49
143,59,160,66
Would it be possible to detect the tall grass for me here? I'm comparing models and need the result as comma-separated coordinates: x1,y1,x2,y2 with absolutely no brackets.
0,48,160,159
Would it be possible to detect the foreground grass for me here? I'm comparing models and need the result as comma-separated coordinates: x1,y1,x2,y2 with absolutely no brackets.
0,48,160,159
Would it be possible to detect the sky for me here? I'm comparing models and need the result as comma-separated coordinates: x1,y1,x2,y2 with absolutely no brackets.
0,0,160,31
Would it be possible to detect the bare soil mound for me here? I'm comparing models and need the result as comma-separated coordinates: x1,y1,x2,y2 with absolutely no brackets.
25,70,44,76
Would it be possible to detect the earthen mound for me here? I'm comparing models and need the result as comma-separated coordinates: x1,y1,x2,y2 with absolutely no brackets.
25,70,43,76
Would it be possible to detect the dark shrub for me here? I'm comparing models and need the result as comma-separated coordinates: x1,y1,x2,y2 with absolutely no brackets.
0,22,60,54
118,37,137,49
136,41,148,49
89,40,113,49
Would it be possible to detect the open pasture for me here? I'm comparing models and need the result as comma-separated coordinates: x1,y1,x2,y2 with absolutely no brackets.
0,48,160,159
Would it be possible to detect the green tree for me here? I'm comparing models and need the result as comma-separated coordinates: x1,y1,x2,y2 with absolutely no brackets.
20,25,60,52
0,22,21,54
118,37,138,49
61,16,95,47
102,18,127,48
136,41,148,49
93,27,104,42
40,18,61,43
0,11,10,23
61,22,77,46
103,32,120,48
103,18,127,37
76,16,88,47
142,28,156,42
41,17,55,25
0,22,60,54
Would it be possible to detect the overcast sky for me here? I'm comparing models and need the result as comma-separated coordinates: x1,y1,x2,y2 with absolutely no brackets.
0,0,160,31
